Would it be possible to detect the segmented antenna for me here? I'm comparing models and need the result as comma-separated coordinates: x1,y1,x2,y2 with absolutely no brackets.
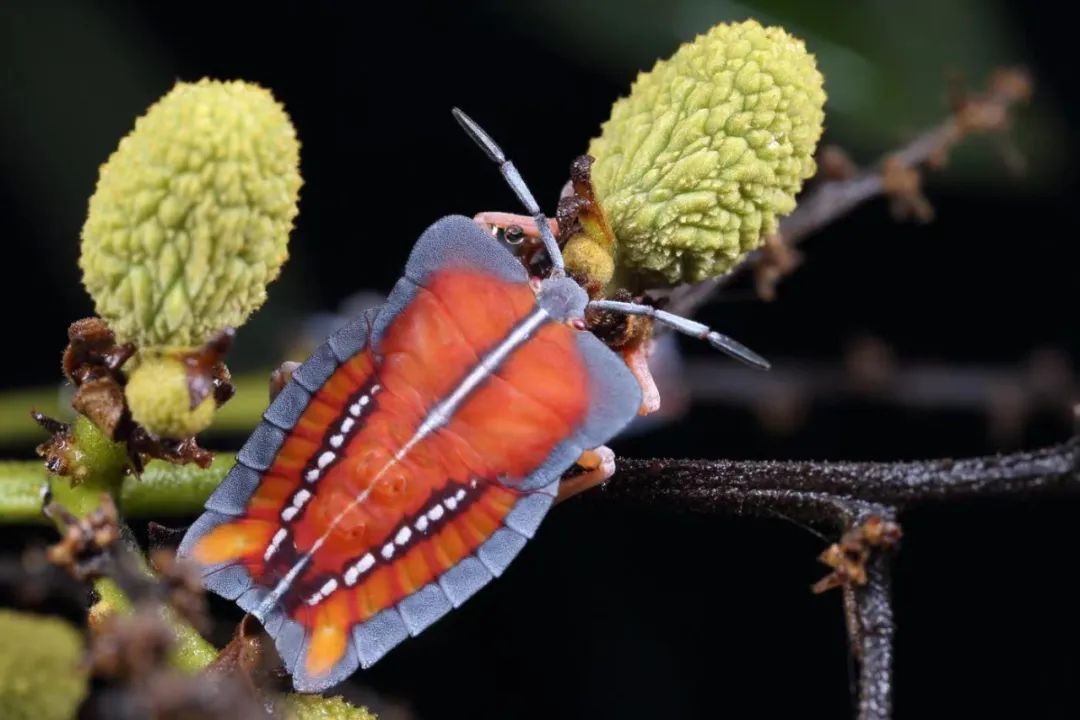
588,299,771,370
452,108,565,277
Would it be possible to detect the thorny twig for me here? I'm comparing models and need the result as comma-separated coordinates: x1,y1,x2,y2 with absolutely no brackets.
667,68,1033,311
39,494,268,718
595,437,1079,720
44,495,207,630
0,548,91,621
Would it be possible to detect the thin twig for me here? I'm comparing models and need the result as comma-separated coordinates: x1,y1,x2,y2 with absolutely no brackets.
666,68,1033,311
853,553,893,720
678,345,1076,440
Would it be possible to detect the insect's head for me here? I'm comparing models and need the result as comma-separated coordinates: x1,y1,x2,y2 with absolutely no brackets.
453,108,770,371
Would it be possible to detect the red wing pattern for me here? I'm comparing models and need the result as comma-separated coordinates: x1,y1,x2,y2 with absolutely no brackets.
178,216,641,691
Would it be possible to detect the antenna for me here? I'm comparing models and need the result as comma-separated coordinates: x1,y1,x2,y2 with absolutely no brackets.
588,299,771,370
452,108,565,277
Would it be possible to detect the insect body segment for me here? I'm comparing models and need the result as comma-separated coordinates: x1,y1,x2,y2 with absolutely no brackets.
179,216,642,691
180,110,766,693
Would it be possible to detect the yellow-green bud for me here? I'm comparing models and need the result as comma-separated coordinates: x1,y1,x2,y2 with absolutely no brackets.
126,355,215,438
564,234,615,286
0,609,87,720
278,694,377,720
589,20,826,285
81,79,302,348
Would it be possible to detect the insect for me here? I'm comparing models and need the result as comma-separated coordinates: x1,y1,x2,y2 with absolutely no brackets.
178,109,768,692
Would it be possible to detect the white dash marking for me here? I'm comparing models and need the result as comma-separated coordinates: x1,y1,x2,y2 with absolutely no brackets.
415,515,429,533
320,578,338,596
264,528,288,561
305,469,320,483
445,496,458,511
294,489,311,506
356,553,375,573
341,417,355,433
281,506,299,522
345,566,360,586
329,434,344,448
455,489,466,502
261,310,547,624
469,478,478,488
395,526,412,546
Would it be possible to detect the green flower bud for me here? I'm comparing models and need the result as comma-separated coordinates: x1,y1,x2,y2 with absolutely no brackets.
81,79,302,348
589,20,826,285
0,609,87,720
126,355,215,438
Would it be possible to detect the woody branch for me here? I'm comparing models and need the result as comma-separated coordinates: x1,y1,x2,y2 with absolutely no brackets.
591,436,1078,720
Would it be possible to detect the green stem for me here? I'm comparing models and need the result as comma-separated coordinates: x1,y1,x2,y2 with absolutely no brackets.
36,420,221,673
0,370,274,446
47,416,129,517
93,566,218,673
0,386,66,441
120,455,233,518
0,460,50,522
1,457,229,524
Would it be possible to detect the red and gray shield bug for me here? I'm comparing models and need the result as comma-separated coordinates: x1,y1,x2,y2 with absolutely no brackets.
178,109,769,692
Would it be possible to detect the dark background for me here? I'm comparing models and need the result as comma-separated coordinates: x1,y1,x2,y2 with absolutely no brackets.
1,1,1078,718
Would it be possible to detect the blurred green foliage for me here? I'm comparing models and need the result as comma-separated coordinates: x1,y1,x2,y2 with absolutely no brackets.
0,609,87,720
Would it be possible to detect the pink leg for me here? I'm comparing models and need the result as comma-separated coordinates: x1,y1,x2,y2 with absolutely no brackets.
556,446,616,503
473,212,559,238
623,343,660,416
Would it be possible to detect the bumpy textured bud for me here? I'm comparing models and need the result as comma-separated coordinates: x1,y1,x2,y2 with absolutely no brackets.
589,20,826,285
81,79,302,348
279,695,376,720
126,355,215,438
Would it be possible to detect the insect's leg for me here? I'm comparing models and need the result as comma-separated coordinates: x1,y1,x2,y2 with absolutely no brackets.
623,343,661,416
588,299,770,370
556,446,616,503
473,212,559,239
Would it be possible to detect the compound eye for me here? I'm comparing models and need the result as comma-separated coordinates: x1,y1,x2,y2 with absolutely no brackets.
495,224,526,247
503,225,525,245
